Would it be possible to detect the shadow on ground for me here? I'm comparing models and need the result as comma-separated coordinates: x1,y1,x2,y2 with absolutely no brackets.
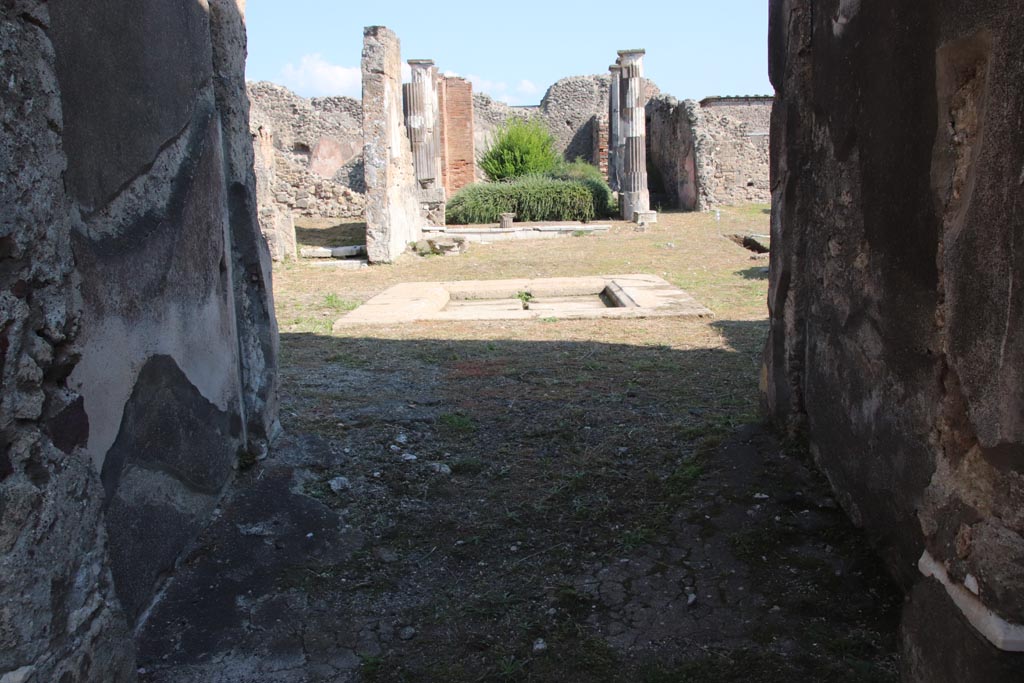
736,266,770,281
296,221,368,249
137,325,901,683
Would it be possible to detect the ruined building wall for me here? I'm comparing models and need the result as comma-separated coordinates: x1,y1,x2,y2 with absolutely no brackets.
254,125,298,261
645,96,771,211
540,76,614,162
697,97,771,206
472,95,535,180
247,82,366,228
1,1,277,680
764,1,1024,680
468,75,770,211
472,75,627,179
247,81,363,180
645,96,701,211
362,26,424,262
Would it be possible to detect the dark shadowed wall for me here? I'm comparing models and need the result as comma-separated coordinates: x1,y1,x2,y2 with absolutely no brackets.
764,1,1024,680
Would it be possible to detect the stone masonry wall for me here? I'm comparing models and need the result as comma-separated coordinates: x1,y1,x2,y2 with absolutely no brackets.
765,1,1024,680
645,95,771,210
247,81,362,175
247,81,366,231
1,2,278,681
247,67,769,214
254,126,298,260
697,97,771,206
362,26,424,262
473,75,630,179
646,96,701,210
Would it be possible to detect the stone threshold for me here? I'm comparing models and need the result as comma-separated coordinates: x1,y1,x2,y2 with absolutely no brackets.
423,224,610,243
334,274,712,327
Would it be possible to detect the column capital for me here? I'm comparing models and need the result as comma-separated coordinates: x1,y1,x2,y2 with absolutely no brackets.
407,59,435,68
617,49,646,58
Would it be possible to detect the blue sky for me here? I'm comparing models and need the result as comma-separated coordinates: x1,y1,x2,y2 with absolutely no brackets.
245,1,773,105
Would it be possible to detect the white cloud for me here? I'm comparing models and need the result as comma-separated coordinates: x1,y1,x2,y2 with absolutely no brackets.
517,79,539,95
467,74,509,96
460,75,542,105
280,54,360,98
401,62,412,83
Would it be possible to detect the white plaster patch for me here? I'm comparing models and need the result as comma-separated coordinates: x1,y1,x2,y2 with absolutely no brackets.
919,550,1024,652
832,0,862,37
0,667,36,683
70,295,242,471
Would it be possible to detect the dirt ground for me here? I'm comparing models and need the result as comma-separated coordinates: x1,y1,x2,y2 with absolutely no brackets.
137,208,902,682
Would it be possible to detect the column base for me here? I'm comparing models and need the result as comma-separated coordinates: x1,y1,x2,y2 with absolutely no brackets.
620,191,650,221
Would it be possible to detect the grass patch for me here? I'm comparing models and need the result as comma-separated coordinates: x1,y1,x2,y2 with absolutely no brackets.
324,293,359,311
438,412,477,434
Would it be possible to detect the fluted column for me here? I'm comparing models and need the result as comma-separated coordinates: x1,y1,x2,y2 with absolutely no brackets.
618,49,651,220
403,59,446,225
403,59,440,188
608,63,622,192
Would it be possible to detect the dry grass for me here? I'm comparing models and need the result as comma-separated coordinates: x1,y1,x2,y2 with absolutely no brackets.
264,205,900,682
279,207,769,335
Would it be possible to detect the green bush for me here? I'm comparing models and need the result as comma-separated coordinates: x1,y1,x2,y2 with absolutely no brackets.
446,176,595,224
550,159,615,218
479,118,560,181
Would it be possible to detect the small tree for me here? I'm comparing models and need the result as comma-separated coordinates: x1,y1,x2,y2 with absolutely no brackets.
479,118,560,181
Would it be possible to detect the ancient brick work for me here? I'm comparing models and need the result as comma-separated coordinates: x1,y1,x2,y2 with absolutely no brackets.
439,77,477,195
765,0,1024,679
592,114,610,178
1,2,278,681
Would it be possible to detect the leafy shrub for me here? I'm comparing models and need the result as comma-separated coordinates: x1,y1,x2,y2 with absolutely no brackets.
479,118,560,181
446,176,595,224
550,159,615,218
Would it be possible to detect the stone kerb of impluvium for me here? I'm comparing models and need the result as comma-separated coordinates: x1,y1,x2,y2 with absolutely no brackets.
361,26,426,263
616,49,653,223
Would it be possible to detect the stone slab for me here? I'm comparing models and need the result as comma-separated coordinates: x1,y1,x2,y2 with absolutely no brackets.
334,274,712,327
309,259,369,270
300,245,367,259
422,224,610,243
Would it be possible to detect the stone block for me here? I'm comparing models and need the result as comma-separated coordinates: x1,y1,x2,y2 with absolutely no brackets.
362,26,425,263
633,210,658,225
